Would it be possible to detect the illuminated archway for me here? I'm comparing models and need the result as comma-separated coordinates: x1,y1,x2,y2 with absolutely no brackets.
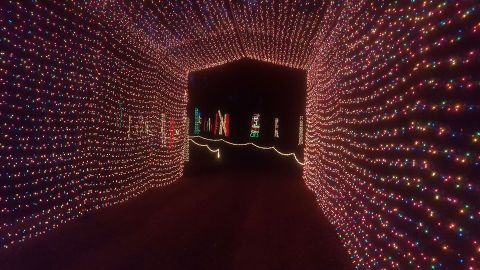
1,1,479,269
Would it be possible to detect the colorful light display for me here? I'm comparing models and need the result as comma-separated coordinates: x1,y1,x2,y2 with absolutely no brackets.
0,1,479,269
193,108,230,136
250,113,261,138
194,108,201,135
215,110,230,137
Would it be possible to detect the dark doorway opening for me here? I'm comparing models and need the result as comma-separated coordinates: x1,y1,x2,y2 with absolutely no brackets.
186,58,307,175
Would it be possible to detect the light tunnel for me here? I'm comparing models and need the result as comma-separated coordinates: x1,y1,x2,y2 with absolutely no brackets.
1,1,480,269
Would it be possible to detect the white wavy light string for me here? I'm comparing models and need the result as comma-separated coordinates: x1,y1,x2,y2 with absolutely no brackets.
1,1,479,268
188,138,221,159
189,135,305,166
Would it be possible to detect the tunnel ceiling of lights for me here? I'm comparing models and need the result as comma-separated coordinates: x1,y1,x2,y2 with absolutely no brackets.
1,0,479,269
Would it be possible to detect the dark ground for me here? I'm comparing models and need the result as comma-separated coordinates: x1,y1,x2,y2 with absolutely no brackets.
0,144,351,270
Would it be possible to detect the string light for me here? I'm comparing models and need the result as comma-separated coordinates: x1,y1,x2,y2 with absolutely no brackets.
190,136,304,166
0,1,479,269
184,117,190,162
250,113,261,138
194,108,201,135
214,110,230,137
298,115,304,145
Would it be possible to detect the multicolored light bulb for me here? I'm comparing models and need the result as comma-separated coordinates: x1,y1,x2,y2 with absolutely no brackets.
0,1,479,269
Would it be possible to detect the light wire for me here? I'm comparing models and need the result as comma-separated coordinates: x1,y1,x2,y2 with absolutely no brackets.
188,138,221,159
189,135,305,166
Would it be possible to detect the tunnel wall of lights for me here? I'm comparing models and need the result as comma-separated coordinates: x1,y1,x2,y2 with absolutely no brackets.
1,1,479,269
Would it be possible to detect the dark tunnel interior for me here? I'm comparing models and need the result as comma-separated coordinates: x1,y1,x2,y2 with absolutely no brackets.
186,58,306,172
